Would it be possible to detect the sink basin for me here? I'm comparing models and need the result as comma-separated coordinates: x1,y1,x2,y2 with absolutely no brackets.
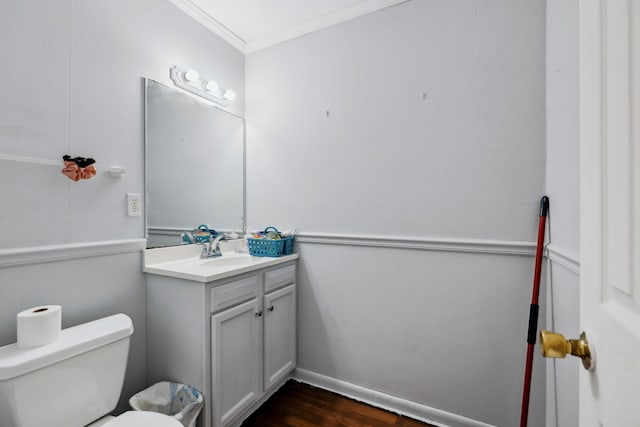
200,255,261,268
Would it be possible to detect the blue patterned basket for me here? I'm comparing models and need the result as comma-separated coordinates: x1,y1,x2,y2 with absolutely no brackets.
282,236,294,255
247,226,294,257
247,236,284,257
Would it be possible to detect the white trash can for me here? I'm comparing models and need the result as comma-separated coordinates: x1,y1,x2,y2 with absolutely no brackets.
129,381,204,427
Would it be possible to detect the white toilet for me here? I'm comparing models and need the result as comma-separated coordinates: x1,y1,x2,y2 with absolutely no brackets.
0,313,182,427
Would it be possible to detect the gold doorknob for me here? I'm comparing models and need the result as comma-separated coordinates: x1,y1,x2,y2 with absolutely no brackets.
539,330,592,370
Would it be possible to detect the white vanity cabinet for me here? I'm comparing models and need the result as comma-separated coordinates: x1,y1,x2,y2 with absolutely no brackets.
263,266,296,390
146,257,297,427
211,297,261,426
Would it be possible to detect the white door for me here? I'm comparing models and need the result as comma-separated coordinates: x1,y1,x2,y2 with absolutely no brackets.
579,0,640,425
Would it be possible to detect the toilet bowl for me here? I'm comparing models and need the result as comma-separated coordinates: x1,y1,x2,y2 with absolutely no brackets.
0,314,182,427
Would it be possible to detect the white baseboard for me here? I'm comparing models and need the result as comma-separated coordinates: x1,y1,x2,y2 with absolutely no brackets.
228,375,291,427
293,368,496,427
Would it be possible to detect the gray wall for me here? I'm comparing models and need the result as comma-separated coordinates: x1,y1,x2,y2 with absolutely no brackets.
246,1,547,426
0,0,244,411
545,1,580,426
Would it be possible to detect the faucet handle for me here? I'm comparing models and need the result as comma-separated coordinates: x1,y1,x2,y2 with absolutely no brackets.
200,235,223,258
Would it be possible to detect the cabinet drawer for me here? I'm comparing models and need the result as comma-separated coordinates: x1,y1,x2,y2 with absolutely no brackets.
211,275,258,313
264,264,296,293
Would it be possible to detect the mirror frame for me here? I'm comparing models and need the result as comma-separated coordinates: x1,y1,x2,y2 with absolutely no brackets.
143,78,246,247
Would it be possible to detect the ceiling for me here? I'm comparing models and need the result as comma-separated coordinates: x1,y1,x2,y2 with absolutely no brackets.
168,0,410,53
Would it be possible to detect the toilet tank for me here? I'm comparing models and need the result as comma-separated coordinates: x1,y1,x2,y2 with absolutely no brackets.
0,313,134,427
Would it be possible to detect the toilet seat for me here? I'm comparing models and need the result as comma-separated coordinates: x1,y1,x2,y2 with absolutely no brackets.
101,411,182,427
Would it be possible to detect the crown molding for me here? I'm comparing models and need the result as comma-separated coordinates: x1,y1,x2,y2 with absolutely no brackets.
166,0,410,55
166,0,246,53
244,0,411,53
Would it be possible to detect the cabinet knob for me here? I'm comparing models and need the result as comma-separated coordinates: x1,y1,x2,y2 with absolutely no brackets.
255,310,263,317
267,305,275,312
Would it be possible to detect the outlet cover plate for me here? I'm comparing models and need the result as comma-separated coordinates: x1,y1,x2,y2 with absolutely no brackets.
127,193,142,217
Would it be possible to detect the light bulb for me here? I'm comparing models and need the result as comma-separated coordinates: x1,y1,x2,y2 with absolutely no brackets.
223,89,236,101
183,69,199,82
204,80,219,92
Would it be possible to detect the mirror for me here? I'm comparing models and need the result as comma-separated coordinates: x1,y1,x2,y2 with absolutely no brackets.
145,79,245,248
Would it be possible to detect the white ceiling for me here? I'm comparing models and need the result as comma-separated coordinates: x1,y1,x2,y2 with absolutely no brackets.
168,0,409,53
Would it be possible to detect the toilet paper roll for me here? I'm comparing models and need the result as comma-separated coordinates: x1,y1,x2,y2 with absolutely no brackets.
17,305,62,348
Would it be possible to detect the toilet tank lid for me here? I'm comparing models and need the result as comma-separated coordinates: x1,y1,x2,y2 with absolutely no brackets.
0,313,133,380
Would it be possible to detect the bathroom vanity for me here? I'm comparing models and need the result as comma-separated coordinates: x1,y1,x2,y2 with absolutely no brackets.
144,245,298,427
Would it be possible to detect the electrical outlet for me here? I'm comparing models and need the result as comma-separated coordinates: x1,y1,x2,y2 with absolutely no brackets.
127,193,142,217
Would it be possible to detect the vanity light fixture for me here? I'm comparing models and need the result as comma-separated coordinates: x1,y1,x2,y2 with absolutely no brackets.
183,69,199,82
223,89,236,101
204,80,219,92
170,65,235,108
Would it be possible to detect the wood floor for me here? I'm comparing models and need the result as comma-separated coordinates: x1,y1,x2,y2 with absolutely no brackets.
241,380,435,427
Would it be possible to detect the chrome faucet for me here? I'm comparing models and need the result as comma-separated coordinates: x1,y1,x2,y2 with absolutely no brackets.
201,235,224,258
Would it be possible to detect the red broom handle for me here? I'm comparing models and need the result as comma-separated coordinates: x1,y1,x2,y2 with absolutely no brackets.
519,196,549,427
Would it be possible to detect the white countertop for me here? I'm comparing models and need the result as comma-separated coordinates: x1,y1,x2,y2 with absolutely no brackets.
143,243,298,283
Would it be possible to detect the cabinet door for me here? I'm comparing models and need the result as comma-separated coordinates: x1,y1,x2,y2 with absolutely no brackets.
263,284,296,390
211,298,261,427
